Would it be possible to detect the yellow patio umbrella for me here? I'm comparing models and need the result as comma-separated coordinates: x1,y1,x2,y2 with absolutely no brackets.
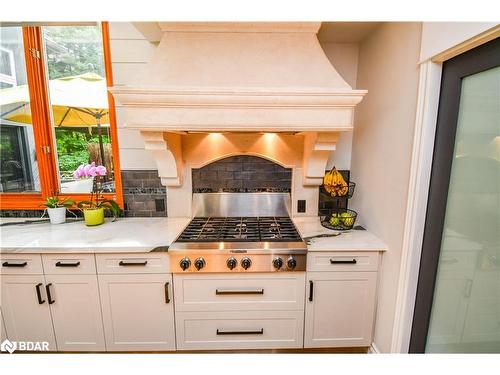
0,72,110,169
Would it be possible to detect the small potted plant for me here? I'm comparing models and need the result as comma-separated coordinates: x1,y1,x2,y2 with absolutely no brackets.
73,162,121,226
42,194,75,224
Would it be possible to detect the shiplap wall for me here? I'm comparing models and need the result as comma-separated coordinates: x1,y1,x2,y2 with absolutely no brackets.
108,23,359,171
109,22,158,170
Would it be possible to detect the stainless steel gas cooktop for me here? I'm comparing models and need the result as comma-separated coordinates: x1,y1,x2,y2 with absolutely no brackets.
168,193,307,273
175,216,302,242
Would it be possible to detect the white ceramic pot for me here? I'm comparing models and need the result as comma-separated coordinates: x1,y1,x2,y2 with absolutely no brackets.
47,207,67,224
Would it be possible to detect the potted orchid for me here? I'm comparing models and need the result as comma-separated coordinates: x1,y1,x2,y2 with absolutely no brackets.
41,193,75,224
73,162,121,226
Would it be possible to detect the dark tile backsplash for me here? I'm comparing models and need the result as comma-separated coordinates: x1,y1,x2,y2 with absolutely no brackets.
192,156,292,193
0,209,47,218
0,170,167,218
121,170,167,217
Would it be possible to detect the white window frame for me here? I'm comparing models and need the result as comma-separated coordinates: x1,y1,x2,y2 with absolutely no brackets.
0,46,17,87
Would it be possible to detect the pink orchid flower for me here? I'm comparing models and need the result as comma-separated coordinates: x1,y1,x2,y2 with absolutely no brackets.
73,162,107,179
95,165,107,176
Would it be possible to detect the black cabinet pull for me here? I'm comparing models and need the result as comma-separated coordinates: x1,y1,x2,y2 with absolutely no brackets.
309,280,314,302
164,282,170,304
118,260,148,266
55,261,81,267
45,283,55,304
35,283,45,304
216,328,264,335
330,259,357,264
215,289,264,295
2,261,28,267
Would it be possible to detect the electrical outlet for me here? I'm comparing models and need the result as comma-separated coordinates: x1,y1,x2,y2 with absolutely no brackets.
297,200,306,213
155,198,165,212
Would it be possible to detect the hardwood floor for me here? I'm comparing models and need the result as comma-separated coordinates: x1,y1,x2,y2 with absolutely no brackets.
27,347,369,354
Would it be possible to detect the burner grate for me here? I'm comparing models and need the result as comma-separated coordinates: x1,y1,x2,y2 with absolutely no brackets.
176,216,302,242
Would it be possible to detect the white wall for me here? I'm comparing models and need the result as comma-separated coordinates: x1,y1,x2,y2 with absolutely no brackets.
349,22,422,353
420,22,498,62
109,22,158,170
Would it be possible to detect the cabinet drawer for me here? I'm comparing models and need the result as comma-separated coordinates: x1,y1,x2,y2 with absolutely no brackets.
173,273,305,312
0,254,43,274
176,310,304,350
96,253,169,274
307,251,379,272
42,254,96,275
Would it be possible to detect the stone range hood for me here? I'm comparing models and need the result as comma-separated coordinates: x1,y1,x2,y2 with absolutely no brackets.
110,22,367,192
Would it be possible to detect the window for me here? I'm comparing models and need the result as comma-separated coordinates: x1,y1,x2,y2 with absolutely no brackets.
0,23,123,209
0,46,17,87
0,26,39,193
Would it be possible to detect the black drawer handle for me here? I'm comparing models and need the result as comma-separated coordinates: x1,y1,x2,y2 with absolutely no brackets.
330,259,357,264
2,261,28,268
55,261,81,267
309,280,314,302
35,283,45,304
215,289,264,295
216,328,264,335
119,260,148,266
165,282,170,304
46,283,55,304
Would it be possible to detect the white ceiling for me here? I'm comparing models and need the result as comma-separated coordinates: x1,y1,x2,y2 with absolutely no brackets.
318,22,382,43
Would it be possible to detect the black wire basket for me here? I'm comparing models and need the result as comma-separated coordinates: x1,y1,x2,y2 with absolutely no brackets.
320,208,358,231
320,181,356,200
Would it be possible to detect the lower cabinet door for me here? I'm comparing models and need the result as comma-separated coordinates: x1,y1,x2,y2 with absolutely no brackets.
1,307,8,341
45,274,105,351
98,273,175,351
176,310,304,350
304,271,377,348
1,275,57,350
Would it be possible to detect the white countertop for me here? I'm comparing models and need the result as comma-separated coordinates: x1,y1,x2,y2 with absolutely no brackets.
0,218,190,253
292,217,387,252
0,216,387,254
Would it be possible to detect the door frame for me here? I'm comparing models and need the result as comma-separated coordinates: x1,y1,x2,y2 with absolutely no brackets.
408,37,500,353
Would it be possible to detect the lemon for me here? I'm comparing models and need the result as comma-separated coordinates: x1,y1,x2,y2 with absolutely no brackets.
329,214,340,227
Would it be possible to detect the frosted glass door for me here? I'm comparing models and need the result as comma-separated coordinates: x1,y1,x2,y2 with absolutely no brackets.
425,65,500,353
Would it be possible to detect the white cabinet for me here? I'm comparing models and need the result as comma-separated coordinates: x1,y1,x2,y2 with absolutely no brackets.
44,274,105,351
1,275,57,349
304,271,377,348
1,254,105,352
176,310,304,350
173,272,306,350
95,253,170,274
98,273,175,351
1,307,8,341
174,273,305,312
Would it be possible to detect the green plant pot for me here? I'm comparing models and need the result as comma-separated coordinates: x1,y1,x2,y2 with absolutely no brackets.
83,207,105,226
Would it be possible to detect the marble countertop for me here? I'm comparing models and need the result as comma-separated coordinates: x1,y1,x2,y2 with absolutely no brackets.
0,216,387,254
0,218,190,253
292,217,388,252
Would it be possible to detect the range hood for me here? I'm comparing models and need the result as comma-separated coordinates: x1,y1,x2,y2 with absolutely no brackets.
110,23,367,191
110,22,366,132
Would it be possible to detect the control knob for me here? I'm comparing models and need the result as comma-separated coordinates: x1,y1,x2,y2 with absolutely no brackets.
287,256,297,270
272,257,283,270
241,257,252,270
194,257,206,271
179,257,191,271
226,257,237,270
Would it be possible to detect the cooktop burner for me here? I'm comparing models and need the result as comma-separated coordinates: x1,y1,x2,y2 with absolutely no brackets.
176,216,302,242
